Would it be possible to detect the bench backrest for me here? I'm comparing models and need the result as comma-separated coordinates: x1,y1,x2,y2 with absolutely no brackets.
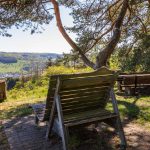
43,67,118,120
60,67,118,116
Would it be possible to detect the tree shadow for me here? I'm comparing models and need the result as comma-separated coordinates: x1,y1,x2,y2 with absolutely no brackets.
117,99,140,121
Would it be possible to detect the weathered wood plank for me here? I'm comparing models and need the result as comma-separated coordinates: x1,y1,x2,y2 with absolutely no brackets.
61,75,115,89
137,75,150,84
62,102,106,112
61,94,107,105
62,104,108,115
65,113,118,127
64,109,111,122
51,66,116,80
60,87,109,99
61,91,107,102
110,89,127,147
59,84,110,95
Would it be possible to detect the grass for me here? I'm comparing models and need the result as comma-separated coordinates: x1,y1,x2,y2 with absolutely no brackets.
106,93,150,129
0,66,150,130
0,80,47,119
117,95,150,127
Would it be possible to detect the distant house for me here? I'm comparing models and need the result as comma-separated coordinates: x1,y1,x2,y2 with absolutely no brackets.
0,80,6,100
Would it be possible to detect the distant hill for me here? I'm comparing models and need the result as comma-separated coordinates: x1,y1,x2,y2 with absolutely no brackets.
0,52,62,75
0,52,62,62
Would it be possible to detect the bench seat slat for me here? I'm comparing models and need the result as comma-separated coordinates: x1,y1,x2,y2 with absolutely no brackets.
62,104,109,115
61,75,115,89
64,109,117,126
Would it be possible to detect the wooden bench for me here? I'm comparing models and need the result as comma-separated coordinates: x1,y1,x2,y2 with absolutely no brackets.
117,73,150,95
32,67,126,150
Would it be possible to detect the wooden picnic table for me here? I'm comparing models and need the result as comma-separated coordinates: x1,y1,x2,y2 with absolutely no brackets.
117,74,150,95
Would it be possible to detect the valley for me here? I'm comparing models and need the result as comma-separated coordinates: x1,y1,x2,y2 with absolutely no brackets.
0,52,61,78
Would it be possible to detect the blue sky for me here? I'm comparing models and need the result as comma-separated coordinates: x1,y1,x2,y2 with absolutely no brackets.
0,7,75,54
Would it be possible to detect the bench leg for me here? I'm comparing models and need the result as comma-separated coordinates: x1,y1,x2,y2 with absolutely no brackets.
115,118,127,149
60,125,69,150
46,118,55,140
104,117,126,149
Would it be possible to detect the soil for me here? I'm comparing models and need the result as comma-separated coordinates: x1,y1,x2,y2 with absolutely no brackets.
124,123,150,150
67,122,150,150
0,119,150,150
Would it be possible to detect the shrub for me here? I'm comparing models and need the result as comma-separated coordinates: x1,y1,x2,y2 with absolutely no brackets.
44,66,92,77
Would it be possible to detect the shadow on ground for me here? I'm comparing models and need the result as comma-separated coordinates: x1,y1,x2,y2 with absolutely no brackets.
117,99,140,120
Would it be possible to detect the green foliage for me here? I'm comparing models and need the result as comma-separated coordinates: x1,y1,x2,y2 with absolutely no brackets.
44,66,92,77
0,0,53,36
109,55,120,70
109,34,150,72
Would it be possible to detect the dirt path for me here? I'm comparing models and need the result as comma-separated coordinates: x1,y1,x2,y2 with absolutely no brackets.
125,123,150,150
1,116,150,150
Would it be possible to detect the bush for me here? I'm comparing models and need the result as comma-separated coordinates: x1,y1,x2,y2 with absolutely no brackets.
44,66,92,77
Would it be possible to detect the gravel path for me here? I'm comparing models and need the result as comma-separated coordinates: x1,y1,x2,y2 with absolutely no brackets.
3,115,62,150
2,115,150,150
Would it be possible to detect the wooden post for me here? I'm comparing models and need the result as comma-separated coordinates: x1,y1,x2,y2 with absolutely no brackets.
110,89,127,148
0,80,7,100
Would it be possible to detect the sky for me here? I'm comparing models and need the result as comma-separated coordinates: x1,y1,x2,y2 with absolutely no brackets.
0,7,75,54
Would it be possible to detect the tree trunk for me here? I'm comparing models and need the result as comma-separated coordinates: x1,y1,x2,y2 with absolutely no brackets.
95,0,129,68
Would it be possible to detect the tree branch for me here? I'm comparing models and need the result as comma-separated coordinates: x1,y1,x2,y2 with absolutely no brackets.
50,0,96,69
136,16,147,33
86,1,123,52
